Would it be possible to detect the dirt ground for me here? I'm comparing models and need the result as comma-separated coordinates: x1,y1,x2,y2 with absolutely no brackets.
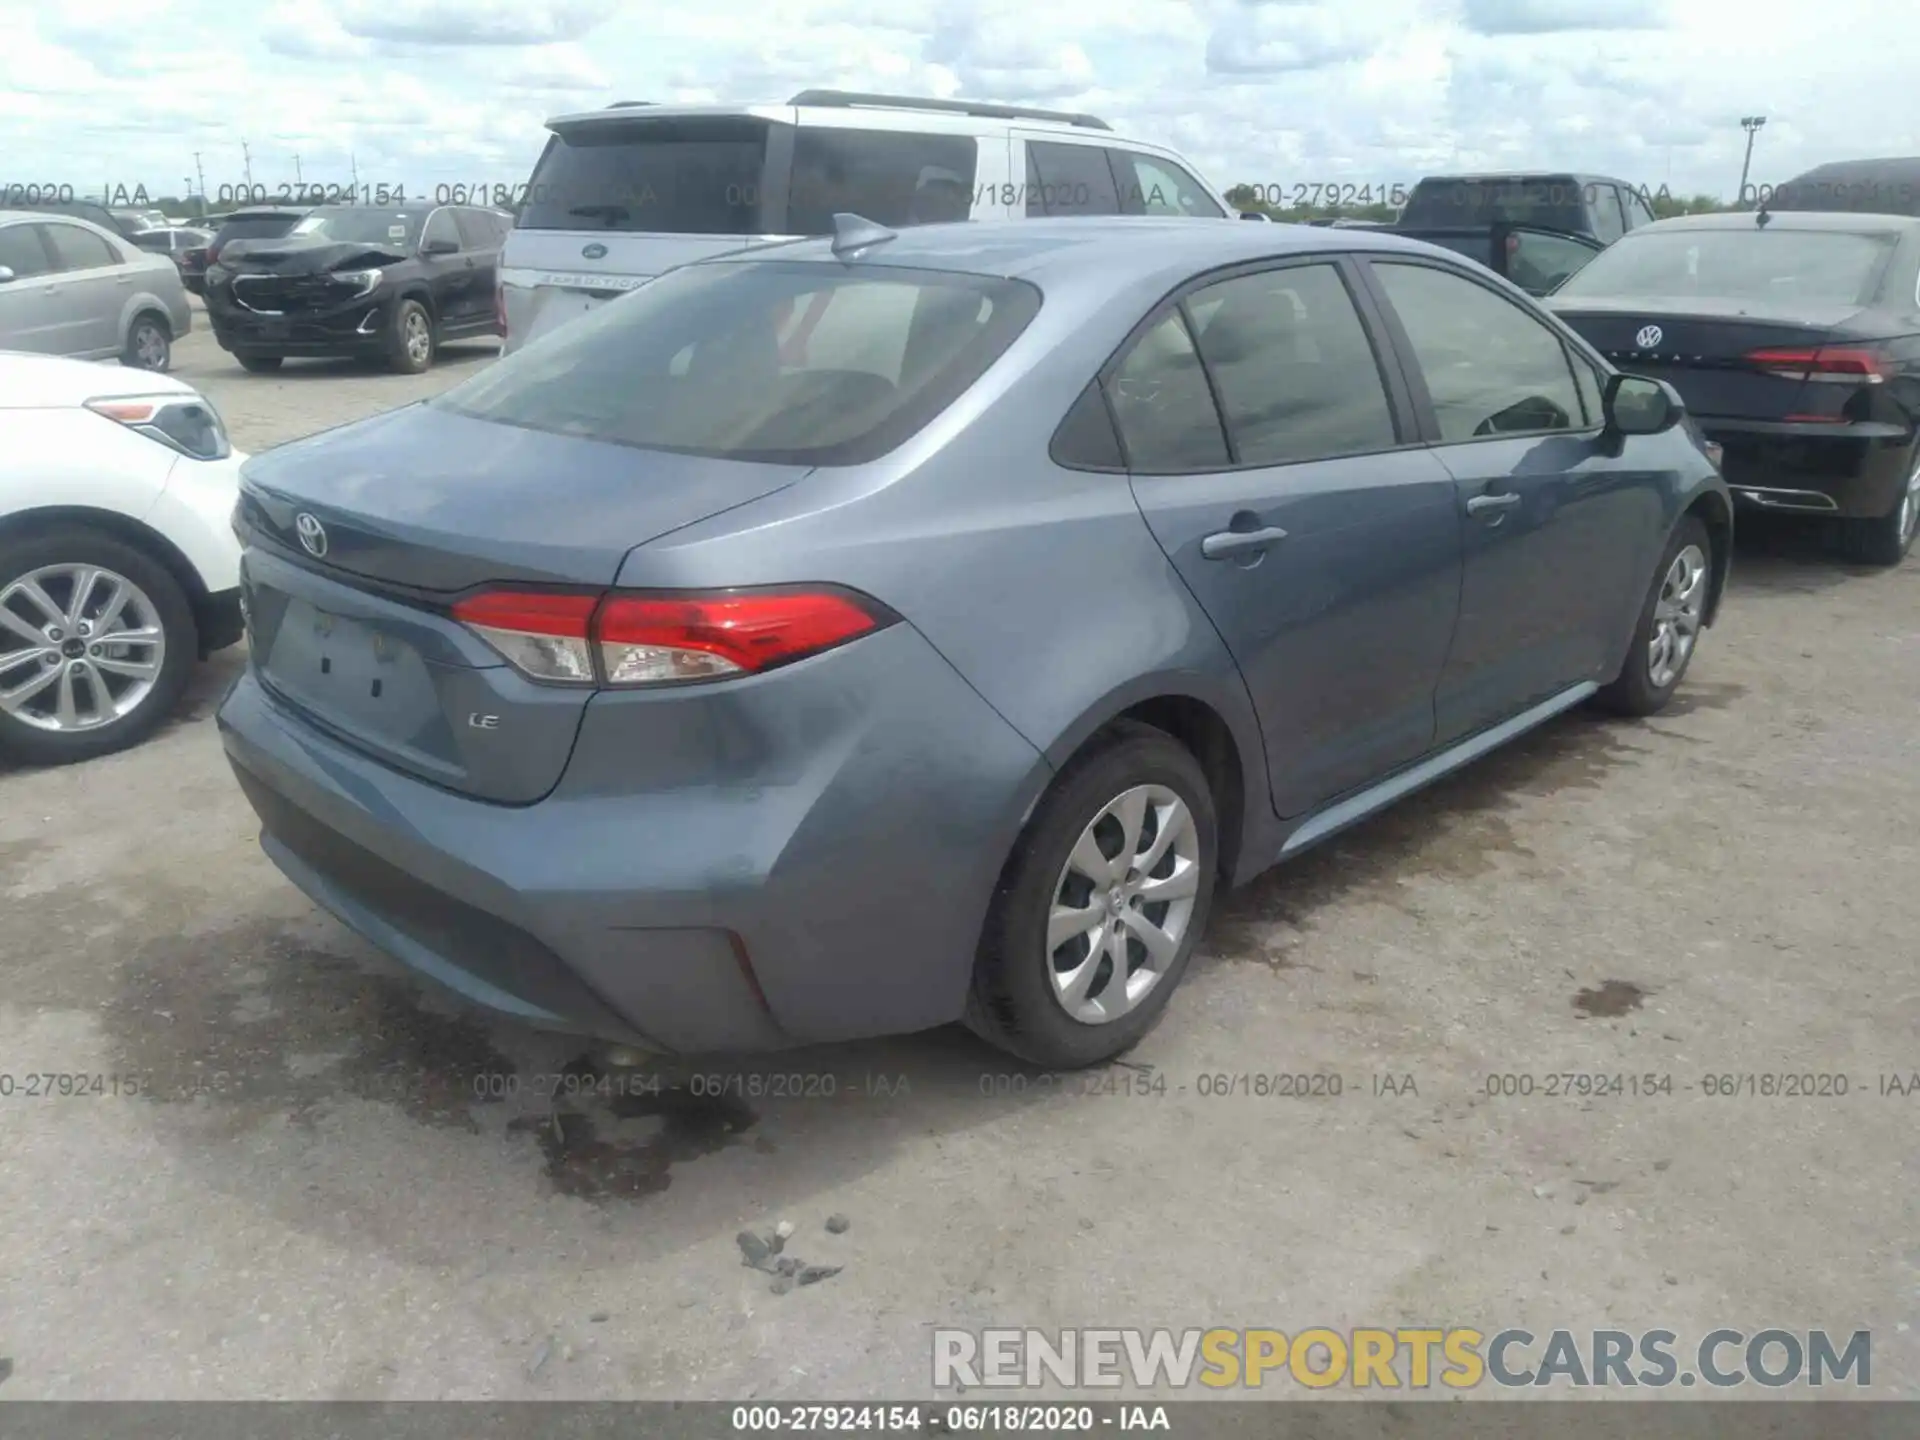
1,320,1916,1401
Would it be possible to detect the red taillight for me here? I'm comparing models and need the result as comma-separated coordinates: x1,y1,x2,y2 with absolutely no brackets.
451,590,599,684
596,591,881,684
1745,346,1891,384
452,587,884,687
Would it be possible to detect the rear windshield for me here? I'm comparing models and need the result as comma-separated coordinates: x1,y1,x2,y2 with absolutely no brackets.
518,117,773,235
1763,171,1920,217
291,208,421,247
1400,177,1588,231
215,214,303,245
433,259,1042,465
1554,228,1897,306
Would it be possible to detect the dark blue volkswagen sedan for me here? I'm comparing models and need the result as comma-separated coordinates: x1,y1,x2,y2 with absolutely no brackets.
218,215,1731,1069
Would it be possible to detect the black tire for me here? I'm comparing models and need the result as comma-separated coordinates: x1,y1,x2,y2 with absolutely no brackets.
0,527,198,765
1837,451,1920,566
386,298,436,374
965,722,1219,1068
237,354,284,373
123,313,172,372
1592,514,1712,718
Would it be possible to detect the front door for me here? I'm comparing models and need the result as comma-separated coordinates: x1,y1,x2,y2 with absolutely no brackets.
0,224,60,353
1115,258,1464,819
1359,257,1649,745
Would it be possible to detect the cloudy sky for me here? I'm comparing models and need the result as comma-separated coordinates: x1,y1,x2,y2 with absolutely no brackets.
3,0,1914,209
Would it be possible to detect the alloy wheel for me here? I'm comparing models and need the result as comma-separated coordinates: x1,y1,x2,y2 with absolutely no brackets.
1899,453,1920,546
0,564,167,732
1046,784,1202,1025
1647,543,1707,690
405,312,432,366
133,322,168,370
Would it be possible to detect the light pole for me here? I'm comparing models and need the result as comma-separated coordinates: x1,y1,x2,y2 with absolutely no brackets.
1738,115,1767,205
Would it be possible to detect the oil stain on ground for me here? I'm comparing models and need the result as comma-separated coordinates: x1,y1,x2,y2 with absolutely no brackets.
1573,980,1647,1018
101,916,516,1132
509,1085,759,1202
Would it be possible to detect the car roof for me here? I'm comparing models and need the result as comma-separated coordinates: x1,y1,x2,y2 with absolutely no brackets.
695,215,1475,283
1410,172,1626,186
1625,210,1920,234
544,92,1115,138
0,208,122,234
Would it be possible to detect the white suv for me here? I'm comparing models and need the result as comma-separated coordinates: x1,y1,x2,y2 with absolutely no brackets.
498,89,1246,352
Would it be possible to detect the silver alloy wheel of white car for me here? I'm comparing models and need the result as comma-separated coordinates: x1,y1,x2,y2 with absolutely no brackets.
0,563,167,732
1647,543,1708,691
1047,783,1202,1024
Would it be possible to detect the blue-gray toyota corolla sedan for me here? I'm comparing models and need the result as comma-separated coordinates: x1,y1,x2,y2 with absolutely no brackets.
218,216,1732,1069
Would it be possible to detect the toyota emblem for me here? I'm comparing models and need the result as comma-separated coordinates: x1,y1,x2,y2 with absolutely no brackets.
294,512,329,558
582,242,608,260
1634,324,1664,349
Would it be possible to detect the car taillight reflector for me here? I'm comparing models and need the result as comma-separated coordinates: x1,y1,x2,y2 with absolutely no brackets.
1745,346,1891,383
451,587,885,687
451,591,599,684
597,591,882,685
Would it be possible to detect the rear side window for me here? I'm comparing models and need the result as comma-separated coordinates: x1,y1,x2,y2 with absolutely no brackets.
1371,261,1582,443
1589,185,1625,244
1025,142,1122,218
1554,228,1900,307
0,225,51,278
1184,264,1399,466
453,209,497,250
1622,188,1656,229
1106,311,1230,470
789,129,978,233
42,224,119,271
1113,152,1225,218
1506,229,1601,294
132,231,173,253
1400,177,1588,232
518,117,773,235
433,260,1041,466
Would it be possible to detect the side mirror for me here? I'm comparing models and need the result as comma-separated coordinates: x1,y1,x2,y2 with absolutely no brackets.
1604,373,1683,436
0,266,14,284
1238,210,1270,222
422,237,459,256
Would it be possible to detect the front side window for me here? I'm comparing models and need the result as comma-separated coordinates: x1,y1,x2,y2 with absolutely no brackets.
1025,142,1122,218
1183,263,1399,465
422,210,461,251
789,129,978,233
433,259,1040,466
42,224,119,271
1506,229,1601,294
1371,261,1581,442
0,225,51,278
1114,152,1225,218
1106,311,1229,470
453,209,497,251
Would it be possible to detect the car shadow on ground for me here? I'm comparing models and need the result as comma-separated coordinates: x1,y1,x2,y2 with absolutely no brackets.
208,341,501,380
1724,510,1898,596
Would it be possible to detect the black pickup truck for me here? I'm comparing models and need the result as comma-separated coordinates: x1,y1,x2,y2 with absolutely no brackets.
1386,172,1658,295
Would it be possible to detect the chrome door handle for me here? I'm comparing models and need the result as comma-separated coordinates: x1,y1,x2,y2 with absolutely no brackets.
1466,492,1521,517
1201,525,1290,560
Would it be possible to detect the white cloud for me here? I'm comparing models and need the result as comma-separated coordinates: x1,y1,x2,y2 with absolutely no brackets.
2,0,1914,210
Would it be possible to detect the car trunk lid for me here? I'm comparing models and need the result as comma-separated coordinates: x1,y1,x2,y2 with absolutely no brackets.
234,402,809,802
1547,296,1878,422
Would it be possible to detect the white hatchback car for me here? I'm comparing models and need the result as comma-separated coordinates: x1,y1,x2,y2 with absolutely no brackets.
0,352,245,764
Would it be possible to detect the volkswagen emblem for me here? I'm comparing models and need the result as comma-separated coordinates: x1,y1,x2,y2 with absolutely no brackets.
581,242,608,260
1634,324,1664,349
294,512,329,558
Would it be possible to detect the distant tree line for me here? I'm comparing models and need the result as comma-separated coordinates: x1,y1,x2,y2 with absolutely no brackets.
1223,182,1734,223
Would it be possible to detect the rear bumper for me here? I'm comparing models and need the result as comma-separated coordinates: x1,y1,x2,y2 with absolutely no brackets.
1702,417,1916,519
216,624,1049,1056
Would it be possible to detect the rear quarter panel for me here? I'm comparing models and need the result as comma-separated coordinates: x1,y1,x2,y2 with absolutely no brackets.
611,262,1276,869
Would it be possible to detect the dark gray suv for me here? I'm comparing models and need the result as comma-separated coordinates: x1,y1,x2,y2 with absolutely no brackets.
219,216,1731,1068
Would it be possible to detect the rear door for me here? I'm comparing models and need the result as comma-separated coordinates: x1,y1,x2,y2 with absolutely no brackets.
501,110,793,351
1361,257,1650,743
38,222,125,357
0,223,61,352
1115,257,1463,818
